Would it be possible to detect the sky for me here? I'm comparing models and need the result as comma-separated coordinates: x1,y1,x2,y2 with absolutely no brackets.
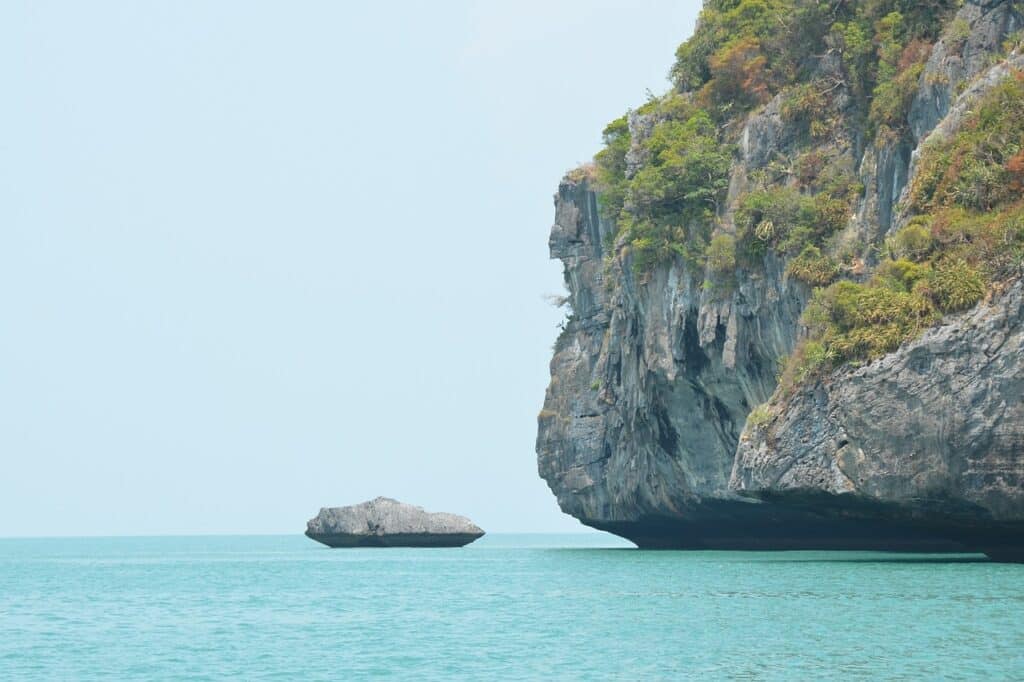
0,1,701,536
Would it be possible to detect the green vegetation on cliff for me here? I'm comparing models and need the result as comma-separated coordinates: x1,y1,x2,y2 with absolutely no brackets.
585,0,1022,390
672,0,951,118
911,72,1024,213
595,103,733,272
781,72,1024,386
593,0,957,279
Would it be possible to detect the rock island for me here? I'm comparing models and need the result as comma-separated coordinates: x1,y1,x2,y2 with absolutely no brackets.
305,497,485,548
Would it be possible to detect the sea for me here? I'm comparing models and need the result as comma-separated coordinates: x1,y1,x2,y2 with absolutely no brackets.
1,533,1022,680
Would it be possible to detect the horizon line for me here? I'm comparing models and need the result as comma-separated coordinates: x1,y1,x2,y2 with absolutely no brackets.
0,530,610,540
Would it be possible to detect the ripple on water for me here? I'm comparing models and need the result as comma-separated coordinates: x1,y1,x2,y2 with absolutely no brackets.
0,536,1022,679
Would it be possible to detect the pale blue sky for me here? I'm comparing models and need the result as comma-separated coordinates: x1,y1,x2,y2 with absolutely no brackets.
0,1,700,535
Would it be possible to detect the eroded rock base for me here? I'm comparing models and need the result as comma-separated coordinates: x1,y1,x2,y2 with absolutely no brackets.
305,532,483,548
582,499,1024,561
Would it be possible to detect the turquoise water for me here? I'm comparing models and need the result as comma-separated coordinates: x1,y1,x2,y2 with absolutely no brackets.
2,534,1022,680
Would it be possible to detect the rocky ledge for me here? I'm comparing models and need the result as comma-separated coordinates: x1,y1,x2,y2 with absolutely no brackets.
732,282,1024,562
305,497,485,548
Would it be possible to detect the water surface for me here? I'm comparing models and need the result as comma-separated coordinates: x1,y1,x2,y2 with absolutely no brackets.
1,534,1021,679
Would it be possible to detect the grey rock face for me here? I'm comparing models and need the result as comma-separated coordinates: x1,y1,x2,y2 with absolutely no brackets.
537,2,1024,556
537,29,883,541
732,283,1024,560
537,41,855,547
539,177,804,533
909,0,1023,144
538,175,973,552
305,497,484,548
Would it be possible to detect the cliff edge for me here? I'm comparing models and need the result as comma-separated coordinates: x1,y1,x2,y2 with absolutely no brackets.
538,0,1024,559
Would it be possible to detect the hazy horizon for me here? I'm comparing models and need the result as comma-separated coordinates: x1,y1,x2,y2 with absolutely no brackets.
1,0,701,536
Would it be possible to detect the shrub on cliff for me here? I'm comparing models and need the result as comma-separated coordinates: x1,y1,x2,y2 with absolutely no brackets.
630,111,732,221
786,245,839,286
735,187,809,257
887,220,934,261
746,403,774,428
922,259,987,312
606,110,733,271
799,280,937,365
781,82,835,140
735,182,851,261
707,233,737,275
671,0,832,101
625,218,702,273
870,36,932,137
594,116,630,220
873,258,930,292
698,37,772,117
910,72,1024,212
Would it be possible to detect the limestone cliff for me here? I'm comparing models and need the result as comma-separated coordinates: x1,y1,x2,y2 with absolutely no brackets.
732,281,1024,560
538,0,1024,558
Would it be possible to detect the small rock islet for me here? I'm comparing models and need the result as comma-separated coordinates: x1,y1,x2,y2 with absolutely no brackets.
305,497,485,548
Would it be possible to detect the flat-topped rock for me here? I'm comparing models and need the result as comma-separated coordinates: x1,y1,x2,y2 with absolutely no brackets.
305,497,485,548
